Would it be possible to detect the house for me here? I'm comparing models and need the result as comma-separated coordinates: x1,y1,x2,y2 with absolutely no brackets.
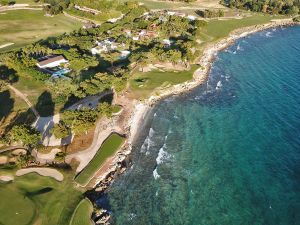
119,50,131,59
37,55,68,69
167,11,176,16
139,30,147,37
175,12,186,17
83,22,97,29
123,29,132,37
187,15,196,21
145,30,158,38
132,36,139,41
159,15,168,22
162,39,173,47
91,39,118,55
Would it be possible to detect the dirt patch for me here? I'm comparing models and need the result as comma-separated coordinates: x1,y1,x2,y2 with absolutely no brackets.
65,126,95,154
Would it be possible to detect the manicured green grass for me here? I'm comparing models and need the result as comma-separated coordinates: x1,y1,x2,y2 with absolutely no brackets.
0,10,82,52
70,199,94,225
75,133,125,186
0,172,83,225
112,105,122,114
129,65,197,99
119,0,224,10
201,14,287,43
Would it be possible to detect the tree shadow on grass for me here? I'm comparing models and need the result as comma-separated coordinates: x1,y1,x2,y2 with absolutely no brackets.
26,187,53,197
0,90,15,122
35,91,55,117
99,93,114,104
0,65,18,84
61,95,80,111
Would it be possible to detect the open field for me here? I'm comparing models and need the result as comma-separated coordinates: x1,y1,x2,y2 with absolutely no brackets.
0,10,82,53
120,0,225,10
0,172,82,225
75,133,125,186
70,199,94,225
201,14,287,42
129,65,197,99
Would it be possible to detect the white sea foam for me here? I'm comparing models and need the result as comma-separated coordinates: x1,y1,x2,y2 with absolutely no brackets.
153,168,160,180
149,128,155,138
266,31,273,37
128,213,137,220
216,80,222,90
156,147,172,165
236,44,243,52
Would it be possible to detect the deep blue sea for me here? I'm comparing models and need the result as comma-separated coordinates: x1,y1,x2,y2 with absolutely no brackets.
104,26,300,225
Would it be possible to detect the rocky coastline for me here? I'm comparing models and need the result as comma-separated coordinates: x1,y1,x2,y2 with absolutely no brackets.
87,18,298,225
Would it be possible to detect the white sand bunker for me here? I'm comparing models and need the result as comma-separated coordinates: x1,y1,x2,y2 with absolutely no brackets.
16,167,64,181
12,149,27,156
0,175,14,182
0,156,8,165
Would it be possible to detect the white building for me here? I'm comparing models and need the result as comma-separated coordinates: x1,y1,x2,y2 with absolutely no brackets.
91,40,118,55
36,55,68,69
187,15,196,20
119,50,131,59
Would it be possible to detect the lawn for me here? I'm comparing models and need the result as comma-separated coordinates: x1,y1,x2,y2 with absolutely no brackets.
69,199,94,225
119,0,224,10
129,65,197,99
201,14,287,43
0,10,82,53
0,172,83,225
75,133,125,186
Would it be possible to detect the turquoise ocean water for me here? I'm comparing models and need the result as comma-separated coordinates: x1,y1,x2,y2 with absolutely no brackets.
102,26,300,225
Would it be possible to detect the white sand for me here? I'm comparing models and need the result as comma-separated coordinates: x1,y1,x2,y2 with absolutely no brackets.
32,148,61,164
0,156,8,165
12,149,27,156
0,43,14,49
0,175,14,182
16,167,64,181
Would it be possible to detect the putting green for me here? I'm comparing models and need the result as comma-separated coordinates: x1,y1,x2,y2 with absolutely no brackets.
0,184,36,225
0,172,82,225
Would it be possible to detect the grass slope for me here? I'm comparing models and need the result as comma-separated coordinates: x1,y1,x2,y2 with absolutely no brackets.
70,199,94,225
75,133,125,186
129,65,197,99
0,172,82,225
0,10,82,53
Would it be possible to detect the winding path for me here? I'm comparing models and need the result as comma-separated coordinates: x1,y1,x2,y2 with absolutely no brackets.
8,85,40,118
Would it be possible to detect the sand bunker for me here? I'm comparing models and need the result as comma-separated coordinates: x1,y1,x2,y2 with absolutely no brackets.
16,167,64,181
0,156,8,165
0,175,14,182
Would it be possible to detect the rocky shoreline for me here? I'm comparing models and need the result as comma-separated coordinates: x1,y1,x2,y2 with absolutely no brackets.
87,18,298,225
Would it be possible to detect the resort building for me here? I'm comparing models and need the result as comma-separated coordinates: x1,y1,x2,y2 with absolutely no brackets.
36,55,68,69
119,50,131,59
91,39,118,55
162,39,173,48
